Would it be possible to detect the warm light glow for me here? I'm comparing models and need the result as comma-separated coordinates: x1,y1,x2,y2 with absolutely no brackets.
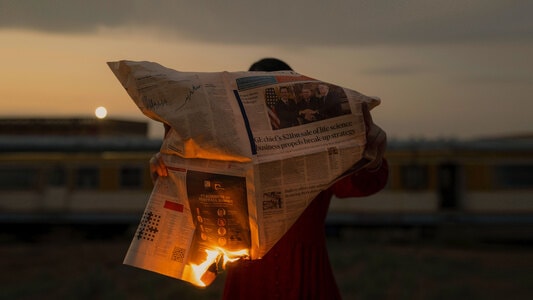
95,106,107,119
219,248,250,268
188,247,249,287
190,249,222,287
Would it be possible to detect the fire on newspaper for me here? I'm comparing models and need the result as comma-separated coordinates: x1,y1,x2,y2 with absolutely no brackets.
108,60,381,286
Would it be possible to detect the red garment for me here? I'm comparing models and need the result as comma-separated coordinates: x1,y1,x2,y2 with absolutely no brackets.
223,160,389,300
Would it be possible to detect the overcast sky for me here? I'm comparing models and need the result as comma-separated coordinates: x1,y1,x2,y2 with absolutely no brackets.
1,0,532,139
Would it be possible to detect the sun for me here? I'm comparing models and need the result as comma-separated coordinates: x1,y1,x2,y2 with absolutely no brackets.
95,106,108,119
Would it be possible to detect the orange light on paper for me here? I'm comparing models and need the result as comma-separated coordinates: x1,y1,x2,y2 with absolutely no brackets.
188,247,249,287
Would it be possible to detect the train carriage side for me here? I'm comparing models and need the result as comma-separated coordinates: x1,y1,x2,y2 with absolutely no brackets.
0,136,160,225
328,138,533,238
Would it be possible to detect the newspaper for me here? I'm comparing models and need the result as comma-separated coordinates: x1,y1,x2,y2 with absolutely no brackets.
108,60,381,286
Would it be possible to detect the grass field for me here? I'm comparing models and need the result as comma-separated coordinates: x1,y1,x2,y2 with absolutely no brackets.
1,226,532,300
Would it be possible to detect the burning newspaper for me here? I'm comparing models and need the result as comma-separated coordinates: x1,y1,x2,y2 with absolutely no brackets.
108,60,381,286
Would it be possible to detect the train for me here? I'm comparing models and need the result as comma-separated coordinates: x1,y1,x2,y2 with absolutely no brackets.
328,135,533,240
1,118,532,240
0,118,159,229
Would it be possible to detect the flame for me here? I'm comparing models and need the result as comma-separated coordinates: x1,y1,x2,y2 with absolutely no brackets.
188,247,249,287
219,248,249,268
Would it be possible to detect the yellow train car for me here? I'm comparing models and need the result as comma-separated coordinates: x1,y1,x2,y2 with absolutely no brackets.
0,136,160,224
0,118,160,225
329,136,533,235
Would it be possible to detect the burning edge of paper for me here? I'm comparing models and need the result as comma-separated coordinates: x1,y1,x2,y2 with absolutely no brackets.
184,247,250,287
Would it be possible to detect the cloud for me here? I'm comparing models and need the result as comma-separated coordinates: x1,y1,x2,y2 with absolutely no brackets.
0,1,139,33
1,0,532,46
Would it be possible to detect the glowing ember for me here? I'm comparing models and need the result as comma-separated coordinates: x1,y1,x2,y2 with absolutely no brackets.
189,247,249,287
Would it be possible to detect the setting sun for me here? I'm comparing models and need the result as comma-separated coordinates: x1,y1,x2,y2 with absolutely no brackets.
95,106,107,119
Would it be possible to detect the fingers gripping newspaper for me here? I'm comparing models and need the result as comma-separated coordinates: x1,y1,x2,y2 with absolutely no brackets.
108,60,381,287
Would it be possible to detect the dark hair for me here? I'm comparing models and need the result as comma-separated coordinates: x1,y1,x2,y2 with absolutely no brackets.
248,58,293,72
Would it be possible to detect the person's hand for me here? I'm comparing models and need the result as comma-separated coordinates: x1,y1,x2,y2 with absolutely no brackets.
149,152,168,182
300,109,317,121
362,102,387,171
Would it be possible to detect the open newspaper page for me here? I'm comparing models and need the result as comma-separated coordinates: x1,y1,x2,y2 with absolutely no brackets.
108,60,380,286
229,73,378,256
123,153,253,286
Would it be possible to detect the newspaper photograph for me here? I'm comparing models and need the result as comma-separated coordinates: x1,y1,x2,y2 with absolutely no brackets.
108,60,381,286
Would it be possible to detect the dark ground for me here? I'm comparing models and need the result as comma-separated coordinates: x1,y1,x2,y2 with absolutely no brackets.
1,225,532,300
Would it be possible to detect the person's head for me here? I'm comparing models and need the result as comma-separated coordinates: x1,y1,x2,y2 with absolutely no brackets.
317,83,329,96
301,87,312,100
248,58,293,72
279,87,290,100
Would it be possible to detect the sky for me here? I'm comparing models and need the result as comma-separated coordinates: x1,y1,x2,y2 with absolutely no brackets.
1,0,532,140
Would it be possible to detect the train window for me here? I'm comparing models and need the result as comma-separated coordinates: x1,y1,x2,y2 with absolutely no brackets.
76,167,99,189
0,167,39,190
400,164,429,190
48,165,66,186
120,166,142,188
494,164,533,189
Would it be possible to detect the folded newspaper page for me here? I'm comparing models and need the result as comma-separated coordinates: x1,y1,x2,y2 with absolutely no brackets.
108,60,381,286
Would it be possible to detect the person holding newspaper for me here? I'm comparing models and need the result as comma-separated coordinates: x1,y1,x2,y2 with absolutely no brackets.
149,58,388,300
